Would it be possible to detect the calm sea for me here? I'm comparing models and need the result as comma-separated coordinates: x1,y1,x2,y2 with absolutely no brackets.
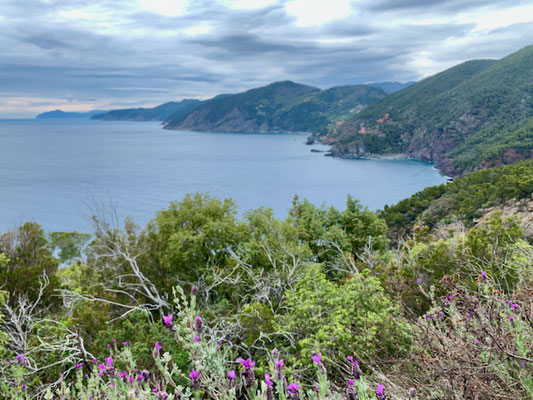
0,119,447,233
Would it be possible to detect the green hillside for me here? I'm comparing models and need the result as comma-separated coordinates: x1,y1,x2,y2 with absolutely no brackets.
325,45,533,175
380,160,533,236
92,99,200,121
164,81,387,133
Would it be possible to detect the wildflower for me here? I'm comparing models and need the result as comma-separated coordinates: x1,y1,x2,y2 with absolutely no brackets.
190,370,200,390
237,357,256,388
265,374,274,400
481,271,487,281
194,316,204,334
346,380,358,400
75,363,83,369
105,355,114,367
191,285,199,296
156,391,169,400
237,357,256,369
311,352,326,373
508,316,514,322
275,358,284,381
98,363,106,370
228,370,236,389
287,383,300,400
140,370,151,382
163,314,173,328
416,278,422,283
408,387,417,398
194,335,201,343
347,356,361,380
153,341,162,358
376,383,386,400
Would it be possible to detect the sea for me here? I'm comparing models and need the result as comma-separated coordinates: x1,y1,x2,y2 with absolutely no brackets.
0,119,448,233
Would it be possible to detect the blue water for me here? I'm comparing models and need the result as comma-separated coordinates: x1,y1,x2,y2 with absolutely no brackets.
0,119,447,233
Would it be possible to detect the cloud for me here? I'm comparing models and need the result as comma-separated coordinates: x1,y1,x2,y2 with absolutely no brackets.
0,0,531,117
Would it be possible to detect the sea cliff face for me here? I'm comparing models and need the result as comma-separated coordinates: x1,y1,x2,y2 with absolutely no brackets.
317,45,533,176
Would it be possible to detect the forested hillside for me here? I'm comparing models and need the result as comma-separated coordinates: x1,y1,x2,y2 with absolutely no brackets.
92,100,201,122
164,81,387,133
1,161,532,399
323,45,533,176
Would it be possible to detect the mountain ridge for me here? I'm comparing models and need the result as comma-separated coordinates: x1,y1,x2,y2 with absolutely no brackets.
320,45,533,176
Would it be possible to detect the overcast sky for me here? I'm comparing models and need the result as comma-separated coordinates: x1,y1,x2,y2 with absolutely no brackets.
1,0,532,117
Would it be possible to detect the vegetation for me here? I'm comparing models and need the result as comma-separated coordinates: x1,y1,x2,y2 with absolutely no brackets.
325,45,533,175
1,162,533,399
380,160,533,236
164,81,386,133
92,100,201,122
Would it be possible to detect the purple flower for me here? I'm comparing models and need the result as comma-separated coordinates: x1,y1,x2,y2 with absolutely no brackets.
481,271,487,280
509,316,514,322
312,353,322,364
163,314,173,327
416,278,422,283
275,359,284,369
98,363,106,370
376,383,385,398
122,341,129,347
287,383,300,393
237,357,256,388
105,356,113,367
75,363,83,369
236,357,256,369
348,380,355,387
194,335,200,343
194,316,204,334
347,356,358,366
189,370,199,380
265,373,274,387
155,341,162,350
228,370,236,380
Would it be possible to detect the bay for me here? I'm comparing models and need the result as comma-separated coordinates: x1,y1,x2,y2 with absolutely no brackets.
0,119,447,233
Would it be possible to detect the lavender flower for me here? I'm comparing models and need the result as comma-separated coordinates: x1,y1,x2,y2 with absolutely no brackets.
346,380,358,400
275,358,284,381
191,285,198,296
287,383,300,400
237,358,256,388
194,335,201,343
311,352,326,373
194,316,204,334
228,370,236,389
376,383,386,400
347,356,361,380
190,370,200,390
163,314,173,328
156,391,169,400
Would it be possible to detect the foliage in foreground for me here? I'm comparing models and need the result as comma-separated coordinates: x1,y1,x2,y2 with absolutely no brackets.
0,187,532,399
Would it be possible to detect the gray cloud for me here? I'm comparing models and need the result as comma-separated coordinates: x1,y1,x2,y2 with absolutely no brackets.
0,0,531,117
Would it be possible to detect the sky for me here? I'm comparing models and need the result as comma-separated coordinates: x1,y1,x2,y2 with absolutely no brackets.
1,0,532,118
